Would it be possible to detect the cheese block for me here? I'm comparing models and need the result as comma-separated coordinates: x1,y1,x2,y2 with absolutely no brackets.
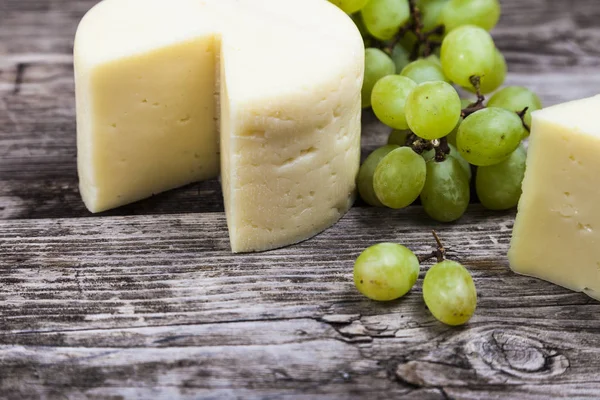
74,0,363,252
508,95,600,300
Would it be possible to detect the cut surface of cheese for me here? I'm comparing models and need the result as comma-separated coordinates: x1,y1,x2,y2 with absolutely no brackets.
508,94,600,300
74,0,364,252
75,0,220,213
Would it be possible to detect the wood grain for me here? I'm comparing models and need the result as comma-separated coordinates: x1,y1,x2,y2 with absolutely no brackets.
2,0,600,398
2,207,600,398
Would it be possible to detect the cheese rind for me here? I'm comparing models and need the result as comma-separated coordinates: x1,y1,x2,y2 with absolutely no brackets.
74,0,363,252
217,0,363,252
508,95,600,300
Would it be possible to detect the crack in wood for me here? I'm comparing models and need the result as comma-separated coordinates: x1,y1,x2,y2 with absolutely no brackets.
12,63,28,95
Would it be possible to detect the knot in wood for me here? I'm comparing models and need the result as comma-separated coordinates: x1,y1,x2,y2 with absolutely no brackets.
466,330,569,381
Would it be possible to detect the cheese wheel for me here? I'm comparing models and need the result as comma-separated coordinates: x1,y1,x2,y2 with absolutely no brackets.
74,0,364,252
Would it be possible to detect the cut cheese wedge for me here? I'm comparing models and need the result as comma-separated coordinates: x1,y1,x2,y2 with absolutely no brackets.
74,0,364,252
508,95,600,300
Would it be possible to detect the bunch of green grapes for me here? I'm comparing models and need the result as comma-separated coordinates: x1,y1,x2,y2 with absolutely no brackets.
329,0,542,221
353,235,477,326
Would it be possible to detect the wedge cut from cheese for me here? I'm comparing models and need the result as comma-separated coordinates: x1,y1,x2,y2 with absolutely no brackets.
74,0,364,252
75,0,221,213
508,95,600,300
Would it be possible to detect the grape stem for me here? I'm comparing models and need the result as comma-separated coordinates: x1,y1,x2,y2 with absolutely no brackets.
417,230,447,263
516,106,531,133
406,133,450,160
461,76,486,118
434,137,450,162
406,133,433,154
385,0,445,59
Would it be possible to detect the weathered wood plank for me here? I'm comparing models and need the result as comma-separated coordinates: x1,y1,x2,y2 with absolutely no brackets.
1,207,600,397
3,0,600,397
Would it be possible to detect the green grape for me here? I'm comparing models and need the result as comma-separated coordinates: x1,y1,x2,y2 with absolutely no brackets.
373,147,426,209
445,117,462,146
362,48,396,108
401,59,449,84
357,145,400,206
441,0,501,32
361,0,410,40
350,13,371,40
423,260,477,326
405,81,461,140
371,75,417,129
425,54,442,66
387,129,412,146
446,101,469,146
456,107,525,166
440,25,496,89
476,145,526,210
399,31,418,51
465,48,506,94
354,243,420,301
392,44,411,73
419,0,447,35
487,86,543,131
329,0,370,14
448,144,472,180
420,157,470,222
422,143,472,180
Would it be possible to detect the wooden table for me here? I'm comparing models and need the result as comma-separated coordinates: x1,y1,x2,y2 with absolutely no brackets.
2,0,600,398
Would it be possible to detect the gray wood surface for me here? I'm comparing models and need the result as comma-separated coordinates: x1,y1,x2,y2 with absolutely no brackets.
2,0,600,398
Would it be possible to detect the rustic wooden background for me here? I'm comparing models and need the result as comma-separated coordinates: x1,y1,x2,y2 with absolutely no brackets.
2,0,600,398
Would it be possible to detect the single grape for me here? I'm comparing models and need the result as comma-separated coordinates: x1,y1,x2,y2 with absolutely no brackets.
440,25,496,89
387,129,411,146
354,243,420,301
419,0,448,35
420,157,470,222
405,81,461,140
361,0,410,40
350,12,371,41
422,143,472,180
456,107,526,166
401,59,449,84
487,86,543,131
425,54,442,66
446,114,464,147
329,0,370,14
362,48,396,108
465,48,506,94
357,144,400,207
448,144,472,181
476,145,527,210
399,31,418,52
373,147,426,209
460,99,473,108
423,260,477,326
441,0,501,32
446,101,470,146
371,75,417,130
392,44,411,73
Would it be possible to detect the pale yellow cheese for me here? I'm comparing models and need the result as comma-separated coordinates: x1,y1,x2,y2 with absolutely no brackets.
508,94,600,300
74,0,220,212
74,0,364,252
